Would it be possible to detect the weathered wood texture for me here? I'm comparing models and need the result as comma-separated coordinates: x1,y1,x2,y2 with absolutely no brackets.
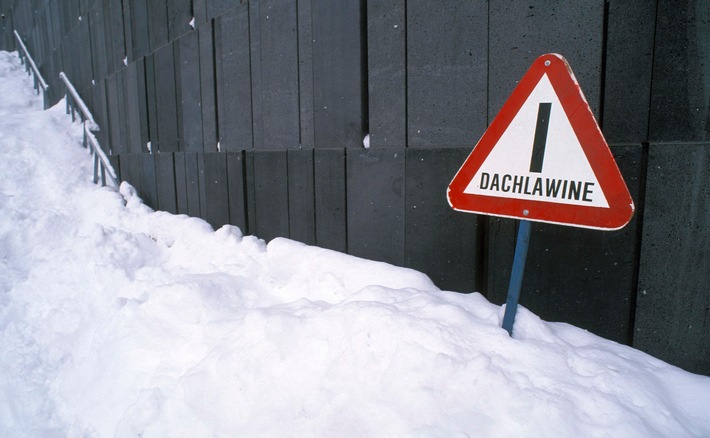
635,143,710,375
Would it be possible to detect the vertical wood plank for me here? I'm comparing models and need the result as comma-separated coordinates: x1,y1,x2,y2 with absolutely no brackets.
140,153,158,208
312,0,365,149
129,0,150,60
0,4,13,50
198,22,217,151
129,153,143,193
184,151,202,218
106,0,125,72
346,148,405,265
100,0,115,75
121,154,142,193
197,151,208,220
105,72,123,154
602,0,656,142
484,216,516,301
174,151,189,214
247,0,264,150
176,30,204,152
108,154,121,184
90,79,110,154
214,3,252,150
115,67,129,154
155,152,178,214
10,2,32,42
45,44,63,105
635,143,710,374
367,0,405,148
648,0,710,142
407,0,487,147
89,1,108,82
31,6,44,67
488,0,604,120
81,0,96,16
404,147,479,292
121,0,133,64
62,0,81,41
193,0,207,25
226,151,248,233
314,148,347,252
297,0,314,149
144,53,159,152
288,149,316,245
201,152,230,229
135,57,150,152
60,29,78,91
250,0,299,150
123,61,143,153
154,41,179,152
50,0,64,59
206,0,232,20
253,150,290,241
243,150,257,234
148,0,168,52
9,4,29,47
76,18,92,92
167,0,192,41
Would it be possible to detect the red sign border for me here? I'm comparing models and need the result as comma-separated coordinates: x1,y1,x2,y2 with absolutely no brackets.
447,53,634,230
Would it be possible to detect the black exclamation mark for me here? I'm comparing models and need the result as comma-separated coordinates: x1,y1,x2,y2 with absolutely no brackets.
529,102,552,173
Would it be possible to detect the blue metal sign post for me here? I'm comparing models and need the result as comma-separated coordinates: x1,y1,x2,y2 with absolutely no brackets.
448,54,634,336
501,220,532,336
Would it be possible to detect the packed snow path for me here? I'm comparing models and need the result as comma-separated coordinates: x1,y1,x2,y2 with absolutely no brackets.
1,50,709,437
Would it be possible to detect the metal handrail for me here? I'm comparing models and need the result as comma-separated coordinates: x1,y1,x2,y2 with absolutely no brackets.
59,72,98,130
58,71,118,189
13,30,49,109
85,124,118,188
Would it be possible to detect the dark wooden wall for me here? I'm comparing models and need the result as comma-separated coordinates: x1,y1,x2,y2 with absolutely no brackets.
1,0,708,375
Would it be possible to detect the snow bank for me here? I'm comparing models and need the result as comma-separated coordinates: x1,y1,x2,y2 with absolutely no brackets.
1,50,709,437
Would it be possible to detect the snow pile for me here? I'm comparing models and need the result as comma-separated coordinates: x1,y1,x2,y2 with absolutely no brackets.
1,50,709,437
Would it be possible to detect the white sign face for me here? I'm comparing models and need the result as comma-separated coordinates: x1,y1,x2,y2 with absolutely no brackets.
463,74,609,208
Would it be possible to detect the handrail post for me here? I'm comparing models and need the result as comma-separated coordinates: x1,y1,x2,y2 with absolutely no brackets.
93,153,100,184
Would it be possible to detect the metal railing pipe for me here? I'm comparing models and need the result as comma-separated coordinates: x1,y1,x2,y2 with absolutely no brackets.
85,124,118,188
58,71,118,190
13,30,49,109
59,71,98,130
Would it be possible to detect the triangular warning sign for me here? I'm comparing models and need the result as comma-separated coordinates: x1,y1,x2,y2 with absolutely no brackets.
448,53,634,230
